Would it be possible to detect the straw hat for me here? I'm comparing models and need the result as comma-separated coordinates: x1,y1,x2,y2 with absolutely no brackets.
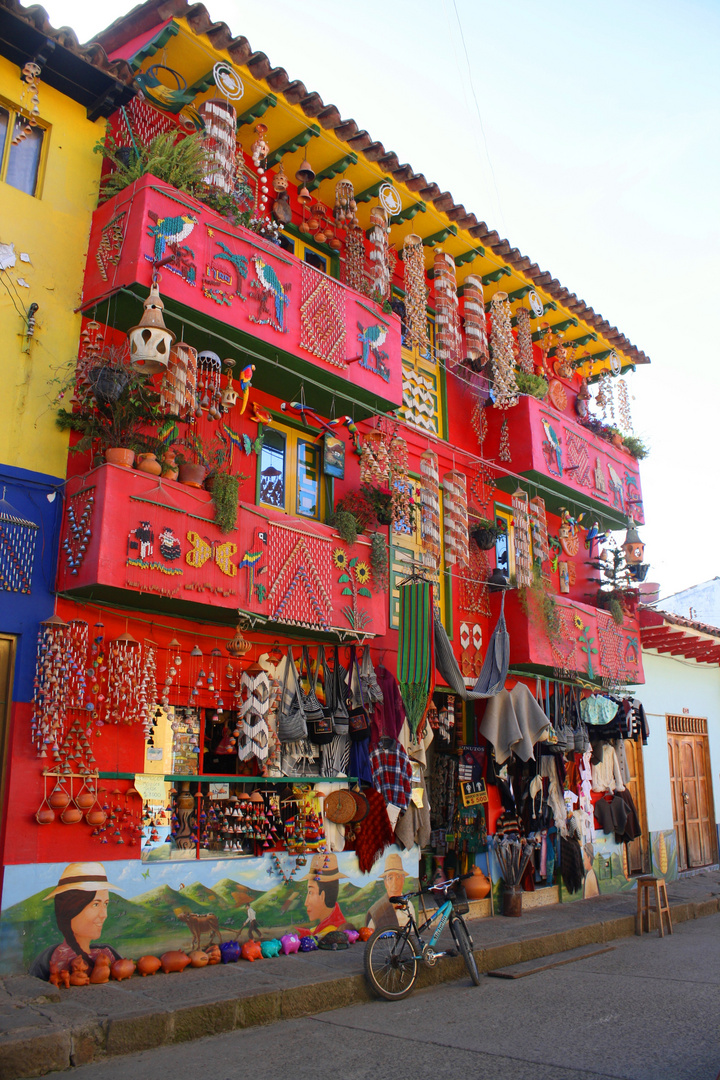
45,862,122,899
323,789,356,825
300,853,347,883
378,853,408,881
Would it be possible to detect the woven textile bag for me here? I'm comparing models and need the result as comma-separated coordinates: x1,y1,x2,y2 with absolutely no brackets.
276,648,308,743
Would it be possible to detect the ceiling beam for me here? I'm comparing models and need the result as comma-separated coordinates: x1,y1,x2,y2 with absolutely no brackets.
265,123,320,169
307,152,358,190
391,201,426,226
236,93,277,128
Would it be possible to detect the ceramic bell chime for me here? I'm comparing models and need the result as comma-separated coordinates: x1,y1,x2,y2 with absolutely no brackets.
204,791,283,853
462,274,489,369
359,429,390,485
127,281,175,375
402,234,429,352
419,450,441,567
161,342,198,418
368,205,391,301
251,123,271,216
62,489,94,575
271,162,291,225
196,349,223,419
434,248,462,369
160,638,182,708
515,306,534,375
490,291,519,409
442,471,470,568
333,179,358,230
617,379,633,433
295,155,315,223
31,615,71,756
199,98,238,194
220,358,239,411
106,632,156,728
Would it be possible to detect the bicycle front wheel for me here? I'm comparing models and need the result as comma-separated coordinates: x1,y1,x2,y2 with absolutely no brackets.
364,927,419,1000
450,915,480,985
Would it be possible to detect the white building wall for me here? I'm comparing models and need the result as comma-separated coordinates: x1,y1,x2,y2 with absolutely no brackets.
660,578,720,627
634,651,720,835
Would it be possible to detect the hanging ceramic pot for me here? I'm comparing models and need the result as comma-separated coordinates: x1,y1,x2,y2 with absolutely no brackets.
48,783,70,810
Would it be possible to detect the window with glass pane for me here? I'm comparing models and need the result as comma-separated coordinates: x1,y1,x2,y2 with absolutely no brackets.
0,108,9,169
304,248,327,274
296,440,319,518
0,102,46,197
259,429,286,508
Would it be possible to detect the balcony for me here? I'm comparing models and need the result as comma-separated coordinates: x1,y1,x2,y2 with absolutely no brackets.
484,394,644,531
81,174,403,419
494,590,644,685
58,464,387,638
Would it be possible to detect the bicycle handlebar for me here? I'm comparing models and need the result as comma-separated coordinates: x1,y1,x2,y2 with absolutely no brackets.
389,877,463,905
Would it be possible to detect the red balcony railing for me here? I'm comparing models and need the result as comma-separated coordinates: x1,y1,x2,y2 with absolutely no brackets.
484,395,644,531
58,464,387,638
82,174,403,417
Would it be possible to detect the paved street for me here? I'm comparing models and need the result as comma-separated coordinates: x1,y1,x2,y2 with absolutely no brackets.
29,915,720,1080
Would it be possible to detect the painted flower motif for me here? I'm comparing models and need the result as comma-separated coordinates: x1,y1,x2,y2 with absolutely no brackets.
333,548,347,570
573,614,584,630
354,562,371,585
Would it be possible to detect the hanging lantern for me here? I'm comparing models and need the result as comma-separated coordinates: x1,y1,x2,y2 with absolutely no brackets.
227,625,251,658
622,522,645,565
462,274,489,370
128,281,175,374
161,342,197,418
295,156,316,187
433,248,462,369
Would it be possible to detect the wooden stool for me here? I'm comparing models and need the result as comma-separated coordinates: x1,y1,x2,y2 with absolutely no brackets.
636,876,673,937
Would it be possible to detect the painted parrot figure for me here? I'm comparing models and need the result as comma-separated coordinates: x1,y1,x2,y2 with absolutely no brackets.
357,322,388,366
250,401,273,426
147,213,198,262
238,364,255,415
541,419,563,476
252,256,289,331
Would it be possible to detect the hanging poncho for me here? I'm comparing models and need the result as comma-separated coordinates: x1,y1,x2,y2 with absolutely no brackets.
397,581,434,735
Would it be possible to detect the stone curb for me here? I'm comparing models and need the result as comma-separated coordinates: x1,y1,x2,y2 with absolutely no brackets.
1,897,718,1079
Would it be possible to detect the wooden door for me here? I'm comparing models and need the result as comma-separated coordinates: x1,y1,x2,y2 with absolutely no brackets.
623,738,649,874
0,635,16,849
667,716,718,870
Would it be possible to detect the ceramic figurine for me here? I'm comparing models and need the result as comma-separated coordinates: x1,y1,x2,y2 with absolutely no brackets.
260,939,281,959
205,944,221,965
111,958,136,981
344,928,360,944
299,936,318,952
49,962,70,988
241,941,263,962
89,955,111,984
280,933,300,955
358,927,373,942
69,956,90,986
136,955,162,977
189,950,209,967
160,950,191,973
219,940,241,964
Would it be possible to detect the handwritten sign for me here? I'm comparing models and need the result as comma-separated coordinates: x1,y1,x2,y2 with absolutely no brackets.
134,773,167,802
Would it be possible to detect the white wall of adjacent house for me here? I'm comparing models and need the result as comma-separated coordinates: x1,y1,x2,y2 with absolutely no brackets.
634,650,720,835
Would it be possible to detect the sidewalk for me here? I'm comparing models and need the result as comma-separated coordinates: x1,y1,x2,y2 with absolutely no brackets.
2,868,719,1079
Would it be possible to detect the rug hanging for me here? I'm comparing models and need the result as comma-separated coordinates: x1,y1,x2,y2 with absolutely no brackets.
397,581,434,735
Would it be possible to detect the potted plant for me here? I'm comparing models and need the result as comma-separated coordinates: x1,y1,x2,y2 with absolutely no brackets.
173,432,208,489
56,349,165,468
95,131,211,204
621,434,650,460
471,516,500,550
202,435,247,533
515,371,549,400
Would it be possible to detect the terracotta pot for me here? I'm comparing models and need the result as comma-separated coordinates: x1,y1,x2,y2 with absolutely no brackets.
160,950,191,973
105,447,135,468
464,866,491,901
611,433,624,449
111,957,136,980
189,950,209,968
178,463,207,488
137,955,162,977
35,807,55,824
86,807,107,826
136,453,162,476
60,806,83,824
75,789,96,810
161,451,179,481
48,786,70,810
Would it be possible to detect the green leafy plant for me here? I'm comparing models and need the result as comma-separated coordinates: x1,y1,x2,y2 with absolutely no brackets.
331,509,359,545
370,530,389,592
95,131,211,203
518,567,561,642
621,434,650,460
334,484,393,532
515,371,549,400
210,473,240,533
470,516,499,550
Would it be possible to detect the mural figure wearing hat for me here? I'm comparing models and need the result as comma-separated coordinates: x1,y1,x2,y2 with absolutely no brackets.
367,854,411,931
582,844,600,899
28,863,122,981
297,853,353,938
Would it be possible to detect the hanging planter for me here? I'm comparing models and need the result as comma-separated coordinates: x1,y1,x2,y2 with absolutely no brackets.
471,518,499,551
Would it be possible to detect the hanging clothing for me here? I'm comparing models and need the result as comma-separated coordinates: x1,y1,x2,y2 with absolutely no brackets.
372,665,406,743
394,770,431,850
591,743,626,794
432,594,509,700
354,787,395,873
580,695,617,726
480,683,551,764
369,739,413,811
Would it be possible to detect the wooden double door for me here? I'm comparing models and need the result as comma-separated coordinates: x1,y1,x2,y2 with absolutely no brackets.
667,716,718,870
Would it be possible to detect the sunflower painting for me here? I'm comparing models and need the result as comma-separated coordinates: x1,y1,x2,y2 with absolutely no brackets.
337,553,374,631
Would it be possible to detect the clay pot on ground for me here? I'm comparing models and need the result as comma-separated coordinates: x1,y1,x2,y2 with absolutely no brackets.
160,950,191,973
464,866,491,901
105,447,135,468
136,453,162,476
178,463,207,488
111,958,136,980
137,955,162,977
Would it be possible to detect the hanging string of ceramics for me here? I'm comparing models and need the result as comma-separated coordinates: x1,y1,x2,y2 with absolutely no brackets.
199,98,238,194
419,450,441,567
442,471,469,567
389,434,412,530
617,379,633,433
595,371,615,424
196,349,223,419
433,248,462,369
161,342,198,418
462,274,489,370
345,226,367,294
529,496,550,564
402,234,429,351
251,123,270,217
12,61,41,146
511,489,534,587
368,205,391,301
490,292,519,408
333,179,358,230
515,307,534,374
359,429,390,484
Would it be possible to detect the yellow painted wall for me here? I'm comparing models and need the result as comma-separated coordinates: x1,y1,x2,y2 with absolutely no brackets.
0,56,105,477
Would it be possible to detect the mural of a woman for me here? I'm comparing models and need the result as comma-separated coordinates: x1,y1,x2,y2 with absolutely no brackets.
28,862,122,980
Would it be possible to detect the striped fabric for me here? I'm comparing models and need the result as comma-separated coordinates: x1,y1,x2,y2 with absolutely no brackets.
397,582,433,734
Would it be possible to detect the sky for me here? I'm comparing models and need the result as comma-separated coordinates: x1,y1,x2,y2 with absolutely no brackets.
27,0,720,598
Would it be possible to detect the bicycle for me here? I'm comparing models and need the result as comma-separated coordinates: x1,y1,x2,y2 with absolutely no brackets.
364,876,480,999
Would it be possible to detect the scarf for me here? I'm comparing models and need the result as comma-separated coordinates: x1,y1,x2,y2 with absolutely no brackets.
397,582,433,734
